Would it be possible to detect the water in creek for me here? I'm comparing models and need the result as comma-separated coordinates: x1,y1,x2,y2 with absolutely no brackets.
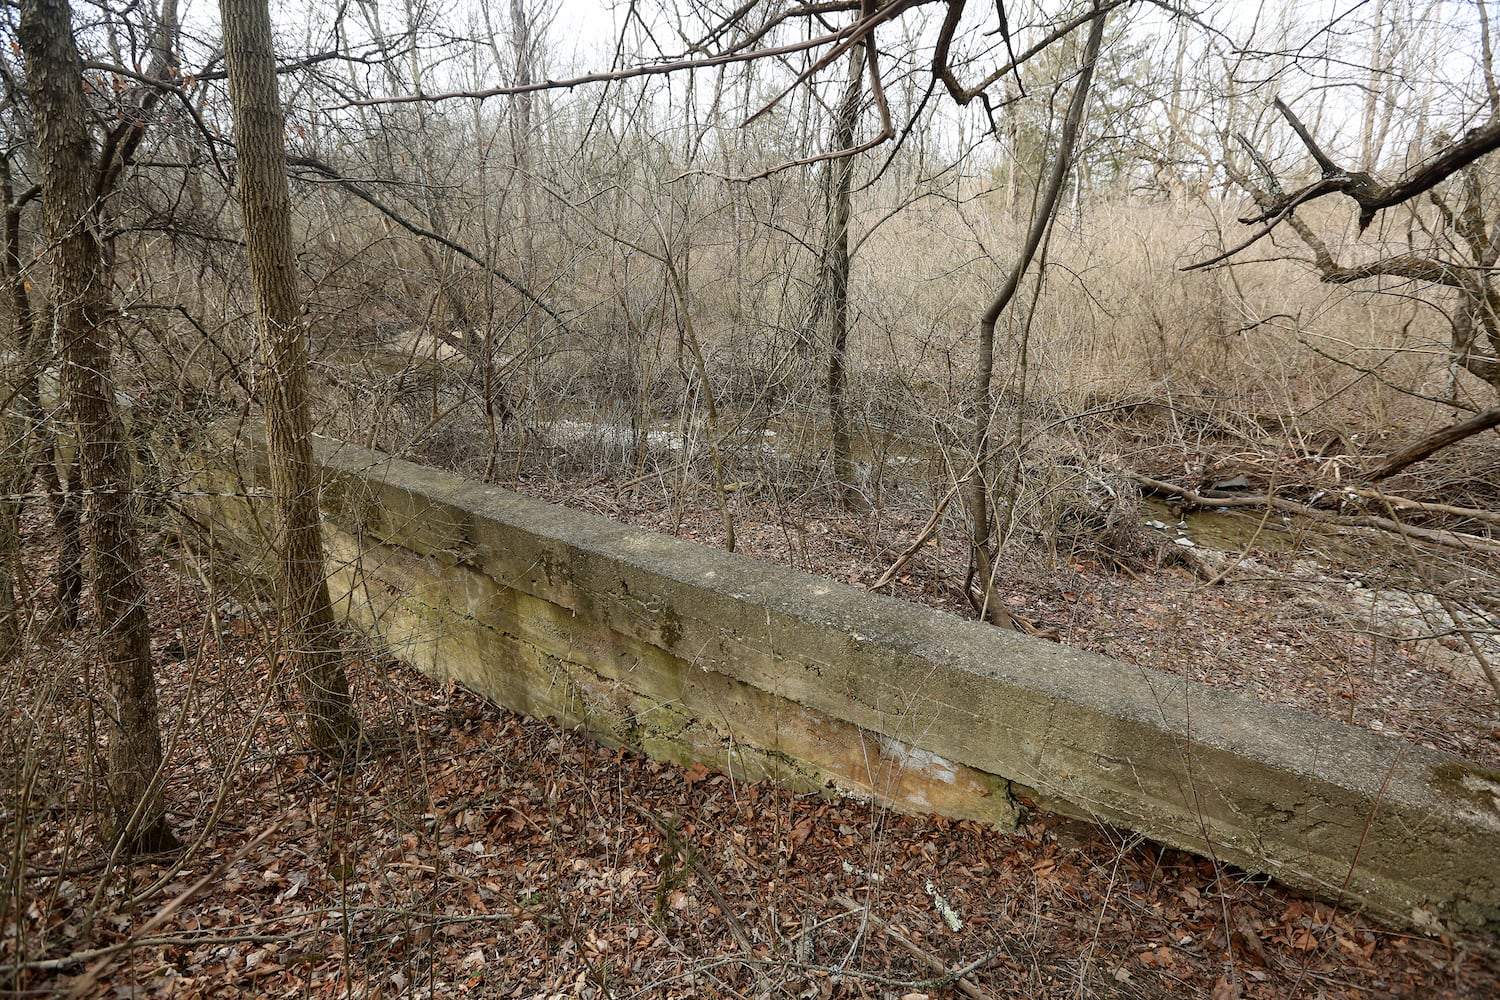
1138,497,1312,556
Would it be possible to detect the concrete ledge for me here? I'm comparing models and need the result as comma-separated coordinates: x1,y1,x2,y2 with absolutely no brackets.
191,433,1500,933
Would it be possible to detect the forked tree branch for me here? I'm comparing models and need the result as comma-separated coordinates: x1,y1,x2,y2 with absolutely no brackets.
1242,98,1500,233
932,0,1127,110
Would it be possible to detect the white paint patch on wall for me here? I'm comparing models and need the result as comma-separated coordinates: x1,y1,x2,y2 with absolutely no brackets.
879,735,959,785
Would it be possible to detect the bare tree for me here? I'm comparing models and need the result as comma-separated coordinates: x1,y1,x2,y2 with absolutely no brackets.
219,0,360,756
17,0,176,851
962,8,1107,628
813,41,870,512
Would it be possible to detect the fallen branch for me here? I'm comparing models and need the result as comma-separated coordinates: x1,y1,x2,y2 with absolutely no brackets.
9,934,291,974
1131,474,1500,557
1338,486,1500,527
1365,407,1500,481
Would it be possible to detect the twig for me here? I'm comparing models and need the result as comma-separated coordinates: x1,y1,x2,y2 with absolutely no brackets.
1181,200,1303,272
1435,595,1500,705
348,5,918,107
60,824,278,998
1286,756,1401,998
871,475,967,589
831,894,999,1000
8,934,291,973
874,398,1243,590
627,801,759,956
285,155,570,333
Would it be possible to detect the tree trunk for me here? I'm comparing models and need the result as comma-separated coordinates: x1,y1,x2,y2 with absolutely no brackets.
821,42,869,512
18,0,176,852
219,0,359,756
0,405,20,660
965,10,1107,629
508,0,537,312
1359,0,1387,170
0,167,29,659
1,160,83,630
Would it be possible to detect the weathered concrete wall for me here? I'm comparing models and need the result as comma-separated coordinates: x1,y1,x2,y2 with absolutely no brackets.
191,434,1500,933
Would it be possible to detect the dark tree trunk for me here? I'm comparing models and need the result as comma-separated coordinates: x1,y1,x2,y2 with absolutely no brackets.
1,159,82,630
0,407,19,660
0,164,27,659
822,43,868,513
18,0,176,852
219,0,359,756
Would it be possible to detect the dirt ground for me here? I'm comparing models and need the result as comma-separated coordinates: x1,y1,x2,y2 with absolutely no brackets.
6,623,1497,999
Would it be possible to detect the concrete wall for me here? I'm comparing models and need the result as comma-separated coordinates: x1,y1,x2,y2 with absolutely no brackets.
191,434,1500,933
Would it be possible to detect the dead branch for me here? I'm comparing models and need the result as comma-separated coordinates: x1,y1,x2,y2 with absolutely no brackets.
1131,474,1500,556
1245,99,1500,233
698,1,860,57
1339,486,1500,527
742,0,917,128
628,802,759,956
832,895,998,1000
1365,407,1500,480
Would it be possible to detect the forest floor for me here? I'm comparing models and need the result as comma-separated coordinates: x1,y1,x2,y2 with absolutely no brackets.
4,484,1500,998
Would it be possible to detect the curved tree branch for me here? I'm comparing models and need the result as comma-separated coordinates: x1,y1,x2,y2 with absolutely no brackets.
1366,407,1500,480
1240,98,1500,234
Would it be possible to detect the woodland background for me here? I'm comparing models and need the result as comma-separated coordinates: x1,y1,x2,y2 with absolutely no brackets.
4,0,1500,996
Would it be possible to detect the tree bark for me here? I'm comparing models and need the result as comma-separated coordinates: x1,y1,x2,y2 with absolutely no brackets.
821,42,868,512
965,9,1106,628
1,160,83,629
18,0,176,852
219,0,359,756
